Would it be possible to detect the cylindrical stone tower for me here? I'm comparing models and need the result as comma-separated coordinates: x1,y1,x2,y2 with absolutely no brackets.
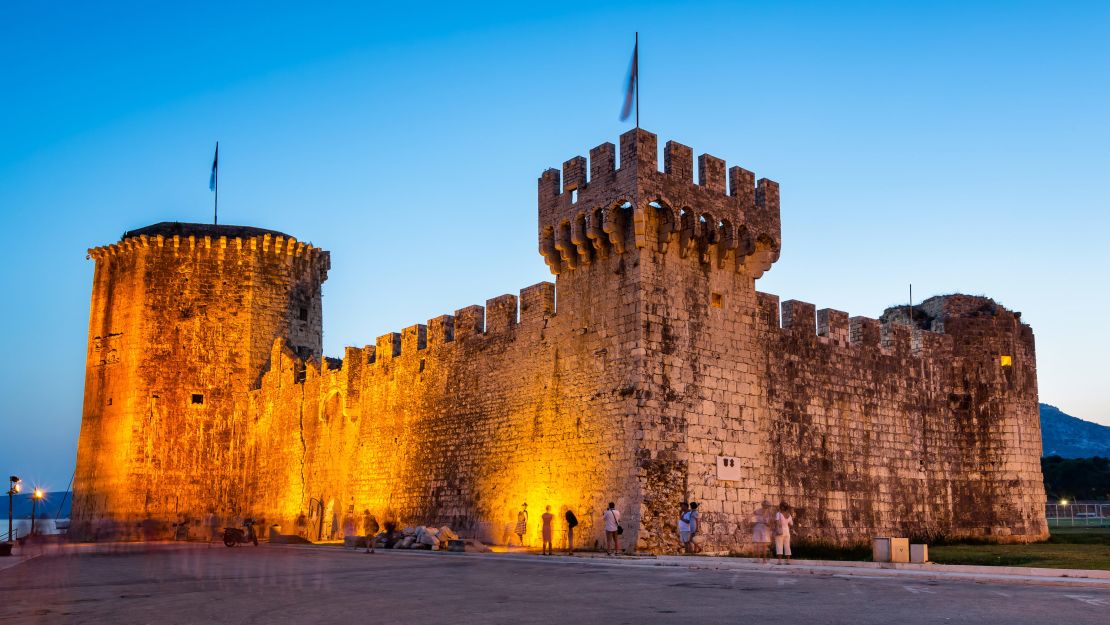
72,222,329,539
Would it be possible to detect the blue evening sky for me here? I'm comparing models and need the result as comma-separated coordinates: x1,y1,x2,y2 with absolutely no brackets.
1,1,1107,490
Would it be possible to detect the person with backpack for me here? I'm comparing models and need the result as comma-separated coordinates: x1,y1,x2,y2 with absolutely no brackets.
686,502,701,554
603,502,622,556
364,512,379,554
564,508,579,555
677,502,691,553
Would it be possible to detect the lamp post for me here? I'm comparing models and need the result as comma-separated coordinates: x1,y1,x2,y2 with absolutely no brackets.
30,488,45,537
6,476,20,543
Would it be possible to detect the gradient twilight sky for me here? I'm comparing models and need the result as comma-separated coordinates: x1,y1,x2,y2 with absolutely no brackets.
1,1,1107,490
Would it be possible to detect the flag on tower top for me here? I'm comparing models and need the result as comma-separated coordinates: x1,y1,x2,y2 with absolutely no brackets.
209,142,219,192
620,34,638,125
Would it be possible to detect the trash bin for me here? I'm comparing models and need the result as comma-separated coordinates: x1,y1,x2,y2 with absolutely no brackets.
890,538,910,563
871,537,891,562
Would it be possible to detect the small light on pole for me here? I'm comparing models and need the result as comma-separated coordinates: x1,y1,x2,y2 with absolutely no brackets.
6,476,20,543
30,488,45,537
1060,499,1069,507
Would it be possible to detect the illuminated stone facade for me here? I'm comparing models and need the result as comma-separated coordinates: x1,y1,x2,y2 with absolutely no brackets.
72,129,1048,551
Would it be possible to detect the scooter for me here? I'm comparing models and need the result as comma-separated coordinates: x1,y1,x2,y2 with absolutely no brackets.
223,518,258,547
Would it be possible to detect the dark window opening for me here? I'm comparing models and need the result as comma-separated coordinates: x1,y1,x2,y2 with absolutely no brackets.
191,394,204,405
107,397,112,406
299,307,309,321
419,359,426,372
711,292,723,308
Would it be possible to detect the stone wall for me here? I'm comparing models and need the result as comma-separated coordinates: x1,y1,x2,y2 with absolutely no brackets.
72,226,328,539
72,129,1047,550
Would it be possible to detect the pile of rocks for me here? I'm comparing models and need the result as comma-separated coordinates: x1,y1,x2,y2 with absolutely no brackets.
383,525,459,550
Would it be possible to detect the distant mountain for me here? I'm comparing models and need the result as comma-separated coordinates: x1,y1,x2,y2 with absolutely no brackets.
1040,403,1110,459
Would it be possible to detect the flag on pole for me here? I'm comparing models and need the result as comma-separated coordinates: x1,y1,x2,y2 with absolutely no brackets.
620,36,638,122
209,142,219,191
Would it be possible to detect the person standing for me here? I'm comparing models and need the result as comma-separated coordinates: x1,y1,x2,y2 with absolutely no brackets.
774,501,794,564
677,502,691,553
751,500,773,563
603,502,622,555
564,508,579,555
541,505,555,555
514,503,529,549
686,502,701,554
364,513,380,554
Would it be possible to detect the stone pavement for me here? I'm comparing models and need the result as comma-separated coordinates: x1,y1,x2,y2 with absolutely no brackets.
1,544,1108,624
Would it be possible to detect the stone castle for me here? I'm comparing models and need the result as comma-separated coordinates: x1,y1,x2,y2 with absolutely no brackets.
72,129,1048,551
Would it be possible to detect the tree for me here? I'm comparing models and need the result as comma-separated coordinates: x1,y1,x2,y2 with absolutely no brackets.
1041,455,1110,501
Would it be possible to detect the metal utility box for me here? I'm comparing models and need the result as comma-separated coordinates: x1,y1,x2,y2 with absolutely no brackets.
910,543,929,563
890,538,910,563
871,537,891,562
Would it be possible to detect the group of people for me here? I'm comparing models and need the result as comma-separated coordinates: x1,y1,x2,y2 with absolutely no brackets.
750,500,794,564
417,498,795,560
677,502,701,553
512,498,793,562
676,500,792,563
512,502,616,555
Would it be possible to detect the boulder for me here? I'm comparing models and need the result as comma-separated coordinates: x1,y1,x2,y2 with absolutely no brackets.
343,536,367,549
464,538,492,553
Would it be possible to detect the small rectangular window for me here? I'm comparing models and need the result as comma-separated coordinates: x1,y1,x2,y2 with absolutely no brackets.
107,397,112,406
1000,355,1013,367
191,394,204,405
710,292,723,308
299,307,309,321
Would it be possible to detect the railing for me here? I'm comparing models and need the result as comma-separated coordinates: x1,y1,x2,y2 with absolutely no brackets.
1045,502,1110,528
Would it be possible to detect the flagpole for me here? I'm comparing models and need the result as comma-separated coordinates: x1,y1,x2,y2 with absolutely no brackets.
635,32,640,130
214,142,219,226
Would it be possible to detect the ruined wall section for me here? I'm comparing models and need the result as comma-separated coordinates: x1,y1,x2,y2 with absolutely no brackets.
757,295,1046,544
72,227,328,538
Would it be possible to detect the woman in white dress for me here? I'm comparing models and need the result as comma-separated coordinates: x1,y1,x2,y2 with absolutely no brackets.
751,500,773,563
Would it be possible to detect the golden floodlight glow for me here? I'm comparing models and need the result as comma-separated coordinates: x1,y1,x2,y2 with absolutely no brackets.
1000,355,1012,367
1060,499,1068,507
33,488,45,500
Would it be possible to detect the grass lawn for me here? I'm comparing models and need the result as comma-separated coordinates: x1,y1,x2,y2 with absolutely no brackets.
779,528,1110,570
925,528,1110,570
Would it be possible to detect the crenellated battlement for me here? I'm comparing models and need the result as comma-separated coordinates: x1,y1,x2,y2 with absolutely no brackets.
88,226,331,281
538,128,781,277
341,282,557,367
759,293,998,359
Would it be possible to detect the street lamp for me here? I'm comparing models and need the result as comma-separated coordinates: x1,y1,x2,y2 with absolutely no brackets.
6,476,20,543
30,488,45,537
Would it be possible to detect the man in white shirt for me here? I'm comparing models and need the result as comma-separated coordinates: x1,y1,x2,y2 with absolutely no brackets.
603,502,621,555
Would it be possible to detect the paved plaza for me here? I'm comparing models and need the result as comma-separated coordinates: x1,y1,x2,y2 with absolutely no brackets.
1,546,1108,624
